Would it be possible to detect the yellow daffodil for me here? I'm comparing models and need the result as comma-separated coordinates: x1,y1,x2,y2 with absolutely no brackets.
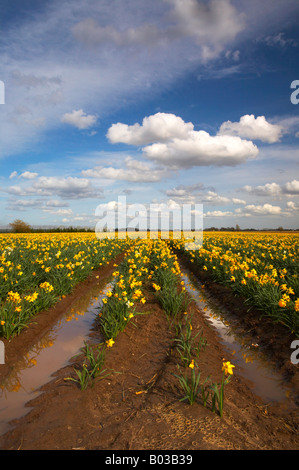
106,338,115,348
222,361,235,375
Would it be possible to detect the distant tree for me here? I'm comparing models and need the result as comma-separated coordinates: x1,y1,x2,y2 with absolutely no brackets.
235,224,241,231
9,219,32,233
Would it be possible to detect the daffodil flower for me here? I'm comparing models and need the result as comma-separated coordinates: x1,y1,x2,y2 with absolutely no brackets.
222,361,235,375
106,338,115,348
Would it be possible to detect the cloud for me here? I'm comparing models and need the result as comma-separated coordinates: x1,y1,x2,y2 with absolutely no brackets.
108,112,259,168
268,116,299,138
164,183,205,199
44,199,70,208
33,176,100,199
232,198,246,204
61,109,98,130
236,203,282,216
6,198,44,211
163,183,232,206
242,182,282,197
11,70,62,90
82,156,168,182
284,179,299,195
7,176,101,200
6,185,30,196
42,208,73,216
142,131,258,168
286,201,299,211
225,49,240,61
6,196,72,213
242,179,299,196
73,0,245,61
19,171,39,179
260,32,297,48
204,210,234,217
72,18,162,48
202,191,230,205
218,114,283,143
167,0,245,60
107,113,193,146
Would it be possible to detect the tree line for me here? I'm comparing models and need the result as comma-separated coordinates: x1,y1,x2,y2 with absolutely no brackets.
1,219,298,234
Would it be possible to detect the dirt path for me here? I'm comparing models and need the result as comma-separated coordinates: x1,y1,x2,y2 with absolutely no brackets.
0,270,298,450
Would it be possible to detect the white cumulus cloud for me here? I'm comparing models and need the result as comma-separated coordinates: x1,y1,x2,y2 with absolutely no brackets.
107,113,193,146
82,156,168,182
19,171,39,180
204,210,234,217
61,109,98,130
240,203,282,215
241,179,299,197
142,130,258,168
108,112,259,169
242,182,282,197
218,114,283,143
284,179,299,194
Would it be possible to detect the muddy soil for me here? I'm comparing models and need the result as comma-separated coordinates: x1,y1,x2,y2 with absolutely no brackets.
0,261,298,451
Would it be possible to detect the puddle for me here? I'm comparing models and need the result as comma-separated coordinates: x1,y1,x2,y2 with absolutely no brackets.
0,277,112,437
180,266,295,408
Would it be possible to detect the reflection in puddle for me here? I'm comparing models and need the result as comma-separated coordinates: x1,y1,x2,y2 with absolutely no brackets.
180,266,295,407
0,278,112,436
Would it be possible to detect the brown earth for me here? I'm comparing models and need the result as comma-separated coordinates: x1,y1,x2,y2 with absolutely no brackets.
0,253,298,451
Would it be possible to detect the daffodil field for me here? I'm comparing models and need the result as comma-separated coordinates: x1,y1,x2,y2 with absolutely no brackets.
98,238,189,344
0,233,129,338
98,239,149,342
2,231,297,420
95,237,233,416
1,231,298,340
170,232,299,336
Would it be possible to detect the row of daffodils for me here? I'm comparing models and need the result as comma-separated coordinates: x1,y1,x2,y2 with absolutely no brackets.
90,238,235,417
0,232,130,338
170,232,299,336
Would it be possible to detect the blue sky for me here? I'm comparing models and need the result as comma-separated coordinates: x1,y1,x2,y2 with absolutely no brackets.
0,0,299,230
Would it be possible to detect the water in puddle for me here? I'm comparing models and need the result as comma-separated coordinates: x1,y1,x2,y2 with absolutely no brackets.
180,266,295,408
0,278,112,437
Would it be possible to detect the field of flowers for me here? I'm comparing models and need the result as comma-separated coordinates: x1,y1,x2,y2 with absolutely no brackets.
2,231,297,421
74,237,233,416
1,230,298,341
170,232,299,336
0,233,130,339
